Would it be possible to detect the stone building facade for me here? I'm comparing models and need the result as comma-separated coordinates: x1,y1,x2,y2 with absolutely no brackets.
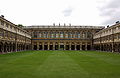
24,25,104,51
1,15,120,53
93,22,120,52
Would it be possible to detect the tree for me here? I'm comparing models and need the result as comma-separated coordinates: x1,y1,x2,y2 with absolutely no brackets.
17,24,24,28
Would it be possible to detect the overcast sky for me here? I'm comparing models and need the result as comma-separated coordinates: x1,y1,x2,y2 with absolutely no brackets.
0,0,119,26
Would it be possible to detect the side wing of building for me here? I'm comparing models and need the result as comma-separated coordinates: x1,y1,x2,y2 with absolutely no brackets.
93,23,120,52
0,16,31,53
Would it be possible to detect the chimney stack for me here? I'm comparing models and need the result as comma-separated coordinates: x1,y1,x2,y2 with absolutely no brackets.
107,25,109,28
69,23,71,26
116,21,119,24
1,15,4,18
64,23,66,26
53,23,55,26
59,23,60,26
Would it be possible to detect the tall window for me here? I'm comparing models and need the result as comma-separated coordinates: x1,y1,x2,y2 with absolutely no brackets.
114,35,117,39
6,24,8,28
33,32,38,38
118,34,120,39
50,32,54,38
0,29,3,37
65,32,68,38
39,32,42,38
56,32,59,38
44,32,48,38
71,32,74,38
54,32,57,38
78,33,80,38
68,32,71,38
76,32,80,38
60,32,64,38
4,31,8,37
10,25,12,29
52,32,54,38
10,33,13,38
1,21,4,26
87,32,91,38
82,32,86,39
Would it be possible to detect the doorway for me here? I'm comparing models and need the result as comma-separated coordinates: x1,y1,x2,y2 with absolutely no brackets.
60,45,64,50
55,45,59,50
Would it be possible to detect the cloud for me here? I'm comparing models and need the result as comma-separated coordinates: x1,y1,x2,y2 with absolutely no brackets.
62,7,74,17
97,0,120,25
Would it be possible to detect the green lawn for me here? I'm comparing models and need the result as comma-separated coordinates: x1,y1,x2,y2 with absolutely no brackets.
0,51,120,78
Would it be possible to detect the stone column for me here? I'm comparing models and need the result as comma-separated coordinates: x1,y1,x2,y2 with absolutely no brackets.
16,44,19,51
17,44,19,51
24,44,26,51
28,44,30,50
20,45,22,51
119,44,120,52
2,42,4,53
5,44,7,52
6,44,8,52
75,43,77,50
8,44,10,52
32,44,34,50
11,44,13,52
48,43,50,50
2,44,4,53
15,43,17,52
100,43,102,51
21,44,23,51
80,43,82,50
85,43,87,50
59,43,60,50
69,42,71,50
42,42,44,50
74,32,76,38
37,42,39,50
53,42,55,50
103,44,105,51
19,44,21,51
117,43,119,52
64,43,66,50
31,38,33,50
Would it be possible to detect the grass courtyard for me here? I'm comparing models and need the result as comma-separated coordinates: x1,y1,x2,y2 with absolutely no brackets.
0,51,120,78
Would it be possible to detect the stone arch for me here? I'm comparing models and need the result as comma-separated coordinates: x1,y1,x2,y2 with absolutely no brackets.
19,44,21,51
114,43,119,52
76,43,80,50
82,43,85,50
118,44,120,53
55,42,59,50
0,42,3,53
26,44,29,50
65,42,69,50
22,44,24,50
109,44,112,52
7,42,11,52
71,42,75,50
9,42,12,52
49,42,53,50
44,42,48,50
87,44,91,50
17,43,19,51
4,42,8,53
28,44,31,50
21,44,24,51
39,42,42,50
13,43,16,52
